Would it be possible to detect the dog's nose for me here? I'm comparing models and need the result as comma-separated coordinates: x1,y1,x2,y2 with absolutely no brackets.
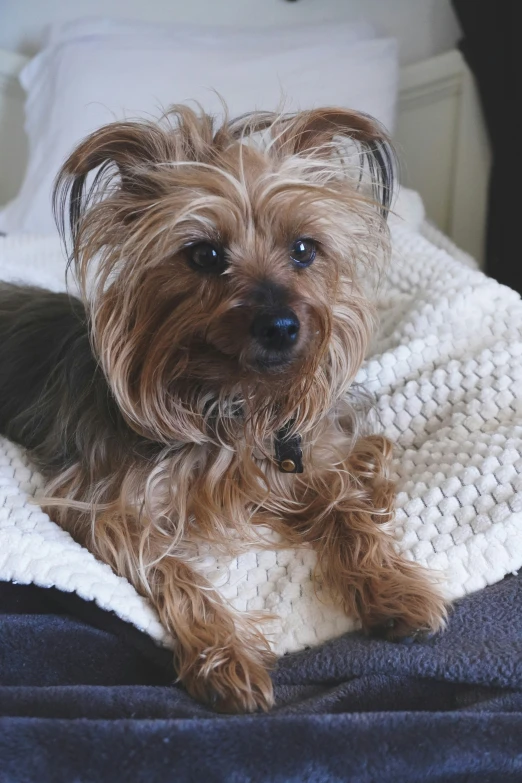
251,308,300,351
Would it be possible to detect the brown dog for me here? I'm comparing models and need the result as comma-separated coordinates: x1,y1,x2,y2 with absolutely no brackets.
0,106,447,712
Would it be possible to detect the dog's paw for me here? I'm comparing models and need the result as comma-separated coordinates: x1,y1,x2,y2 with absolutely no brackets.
181,640,276,714
356,560,448,642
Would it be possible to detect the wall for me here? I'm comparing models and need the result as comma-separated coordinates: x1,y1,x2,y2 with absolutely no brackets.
0,0,460,65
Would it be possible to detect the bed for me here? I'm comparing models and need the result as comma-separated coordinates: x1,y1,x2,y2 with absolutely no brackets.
1,18,521,783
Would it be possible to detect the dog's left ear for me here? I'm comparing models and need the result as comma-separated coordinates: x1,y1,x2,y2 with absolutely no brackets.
227,108,395,214
277,108,396,214
223,108,386,219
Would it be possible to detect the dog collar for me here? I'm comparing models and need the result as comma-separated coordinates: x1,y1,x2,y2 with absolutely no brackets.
274,421,303,473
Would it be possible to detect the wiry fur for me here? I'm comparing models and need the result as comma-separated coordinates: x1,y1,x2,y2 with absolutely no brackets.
0,106,447,712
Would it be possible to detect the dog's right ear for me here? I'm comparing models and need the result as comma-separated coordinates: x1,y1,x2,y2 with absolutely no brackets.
53,106,219,252
53,121,171,249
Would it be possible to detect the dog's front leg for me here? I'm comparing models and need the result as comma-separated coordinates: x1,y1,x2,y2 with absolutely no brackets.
288,435,448,639
86,507,276,713
140,556,276,712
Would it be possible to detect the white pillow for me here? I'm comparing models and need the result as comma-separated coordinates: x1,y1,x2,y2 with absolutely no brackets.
0,21,398,235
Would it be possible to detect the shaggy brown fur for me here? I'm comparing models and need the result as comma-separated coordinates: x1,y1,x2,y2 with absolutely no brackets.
0,105,447,713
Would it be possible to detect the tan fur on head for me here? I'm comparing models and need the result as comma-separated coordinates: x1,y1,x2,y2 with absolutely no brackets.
42,105,447,712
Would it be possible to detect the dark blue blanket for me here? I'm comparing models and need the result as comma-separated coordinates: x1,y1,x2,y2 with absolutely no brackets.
1,575,522,783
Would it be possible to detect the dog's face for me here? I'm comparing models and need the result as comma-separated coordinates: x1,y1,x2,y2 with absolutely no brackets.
55,107,394,443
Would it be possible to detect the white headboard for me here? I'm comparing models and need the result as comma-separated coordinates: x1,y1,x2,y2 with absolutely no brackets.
396,50,490,266
0,46,490,265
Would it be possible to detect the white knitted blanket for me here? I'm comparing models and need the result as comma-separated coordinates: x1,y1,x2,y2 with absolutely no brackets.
1,194,522,655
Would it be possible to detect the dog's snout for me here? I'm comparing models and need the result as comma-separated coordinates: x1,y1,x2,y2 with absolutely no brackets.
251,308,300,352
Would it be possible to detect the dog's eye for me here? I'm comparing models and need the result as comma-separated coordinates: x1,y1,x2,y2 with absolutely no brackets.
290,238,316,268
187,242,227,274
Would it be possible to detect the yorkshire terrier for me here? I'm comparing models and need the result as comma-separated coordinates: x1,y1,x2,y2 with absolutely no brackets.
0,106,446,712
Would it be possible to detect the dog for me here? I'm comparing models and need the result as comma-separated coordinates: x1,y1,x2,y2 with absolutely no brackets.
0,105,447,712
